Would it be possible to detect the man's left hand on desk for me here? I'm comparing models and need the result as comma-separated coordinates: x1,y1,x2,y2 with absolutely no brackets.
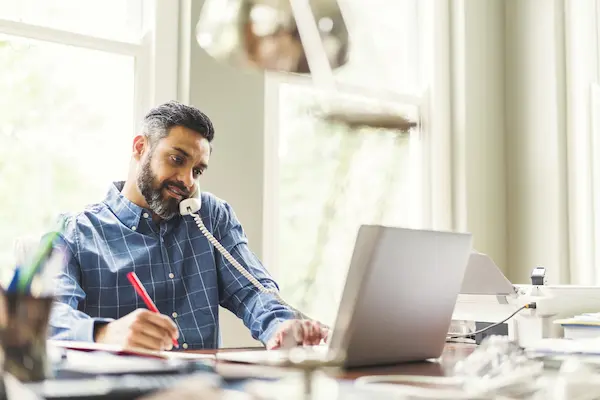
266,319,330,350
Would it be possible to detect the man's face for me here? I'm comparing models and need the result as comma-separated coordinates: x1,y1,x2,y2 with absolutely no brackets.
136,126,211,220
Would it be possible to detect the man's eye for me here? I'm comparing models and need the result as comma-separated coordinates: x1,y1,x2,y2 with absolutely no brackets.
193,168,203,177
170,155,184,165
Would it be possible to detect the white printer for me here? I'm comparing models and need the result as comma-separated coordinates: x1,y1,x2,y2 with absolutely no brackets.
452,252,600,348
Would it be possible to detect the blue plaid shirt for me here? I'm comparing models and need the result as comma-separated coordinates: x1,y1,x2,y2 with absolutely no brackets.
49,181,294,349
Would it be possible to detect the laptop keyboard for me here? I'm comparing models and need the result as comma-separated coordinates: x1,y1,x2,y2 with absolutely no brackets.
217,344,337,366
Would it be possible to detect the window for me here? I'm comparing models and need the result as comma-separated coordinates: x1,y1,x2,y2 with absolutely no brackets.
265,0,430,324
564,0,600,284
0,0,177,279
0,0,143,42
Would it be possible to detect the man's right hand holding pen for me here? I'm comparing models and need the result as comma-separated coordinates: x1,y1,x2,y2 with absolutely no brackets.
93,309,179,351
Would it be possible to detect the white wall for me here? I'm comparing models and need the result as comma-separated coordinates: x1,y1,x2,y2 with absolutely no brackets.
504,0,570,284
454,0,600,285
451,0,578,285
178,0,263,347
451,0,508,274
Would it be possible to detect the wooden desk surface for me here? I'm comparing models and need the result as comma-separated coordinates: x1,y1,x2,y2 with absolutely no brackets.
136,344,478,399
185,343,476,380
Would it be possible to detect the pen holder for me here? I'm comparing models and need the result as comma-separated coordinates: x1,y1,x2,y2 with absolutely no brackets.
0,290,53,382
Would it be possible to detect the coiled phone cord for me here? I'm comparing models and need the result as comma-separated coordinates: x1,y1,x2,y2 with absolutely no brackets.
190,211,326,329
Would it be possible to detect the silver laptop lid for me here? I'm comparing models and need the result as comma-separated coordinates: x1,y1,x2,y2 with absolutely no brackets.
329,225,473,367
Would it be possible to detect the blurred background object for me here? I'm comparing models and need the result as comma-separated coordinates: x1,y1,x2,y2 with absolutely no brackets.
195,0,349,75
195,0,416,143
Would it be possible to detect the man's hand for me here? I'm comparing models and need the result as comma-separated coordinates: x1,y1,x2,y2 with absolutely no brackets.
94,309,179,351
266,320,330,350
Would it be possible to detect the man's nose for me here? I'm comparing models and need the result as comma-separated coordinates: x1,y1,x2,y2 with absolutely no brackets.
178,169,195,192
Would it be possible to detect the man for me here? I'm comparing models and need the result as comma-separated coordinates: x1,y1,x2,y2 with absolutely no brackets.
49,101,327,351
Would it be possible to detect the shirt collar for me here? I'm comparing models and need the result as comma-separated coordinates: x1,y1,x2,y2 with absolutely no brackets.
104,181,149,231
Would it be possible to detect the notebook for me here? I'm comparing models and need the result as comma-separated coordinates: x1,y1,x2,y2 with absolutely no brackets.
48,340,215,360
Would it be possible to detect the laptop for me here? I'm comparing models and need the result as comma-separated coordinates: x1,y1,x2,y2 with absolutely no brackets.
218,225,473,368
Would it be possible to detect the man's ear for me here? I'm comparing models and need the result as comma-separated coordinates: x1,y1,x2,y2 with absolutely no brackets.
132,135,147,161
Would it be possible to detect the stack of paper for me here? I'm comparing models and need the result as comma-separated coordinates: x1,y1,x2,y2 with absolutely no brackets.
526,338,600,356
48,340,216,361
554,313,600,340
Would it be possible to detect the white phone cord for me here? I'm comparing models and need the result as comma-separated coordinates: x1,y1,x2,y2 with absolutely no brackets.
191,212,319,324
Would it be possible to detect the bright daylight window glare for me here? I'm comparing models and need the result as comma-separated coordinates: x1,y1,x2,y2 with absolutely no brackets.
0,1,137,276
0,0,143,42
273,0,422,325
0,0,424,326
334,0,420,94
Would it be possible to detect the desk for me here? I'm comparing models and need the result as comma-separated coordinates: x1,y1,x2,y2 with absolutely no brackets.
185,343,476,381
24,343,477,399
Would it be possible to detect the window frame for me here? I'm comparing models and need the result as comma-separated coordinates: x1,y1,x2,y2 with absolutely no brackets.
0,0,179,133
261,0,446,280
562,0,600,284
0,0,179,275
595,0,600,284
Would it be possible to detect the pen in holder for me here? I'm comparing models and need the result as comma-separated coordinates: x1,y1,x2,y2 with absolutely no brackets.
0,289,54,382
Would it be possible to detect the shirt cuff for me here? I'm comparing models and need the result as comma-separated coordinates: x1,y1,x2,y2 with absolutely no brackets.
259,317,287,345
72,317,114,342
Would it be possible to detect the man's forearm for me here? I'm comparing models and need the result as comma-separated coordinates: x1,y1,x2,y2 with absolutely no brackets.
49,302,113,342
244,291,297,344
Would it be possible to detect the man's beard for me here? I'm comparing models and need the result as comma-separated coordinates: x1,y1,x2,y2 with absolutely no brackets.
137,155,189,221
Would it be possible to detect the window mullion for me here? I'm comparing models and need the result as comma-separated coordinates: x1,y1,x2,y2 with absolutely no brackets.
0,18,141,56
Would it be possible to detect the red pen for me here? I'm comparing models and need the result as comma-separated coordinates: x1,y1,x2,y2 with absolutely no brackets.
126,271,179,349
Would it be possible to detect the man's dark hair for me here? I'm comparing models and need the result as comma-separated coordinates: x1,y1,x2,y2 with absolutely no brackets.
141,101,215,147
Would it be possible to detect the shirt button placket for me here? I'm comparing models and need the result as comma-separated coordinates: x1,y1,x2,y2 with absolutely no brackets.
159,225,179,347
158,232,171,312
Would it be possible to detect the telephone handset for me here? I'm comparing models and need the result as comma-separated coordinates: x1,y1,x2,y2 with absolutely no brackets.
179,194,315,324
